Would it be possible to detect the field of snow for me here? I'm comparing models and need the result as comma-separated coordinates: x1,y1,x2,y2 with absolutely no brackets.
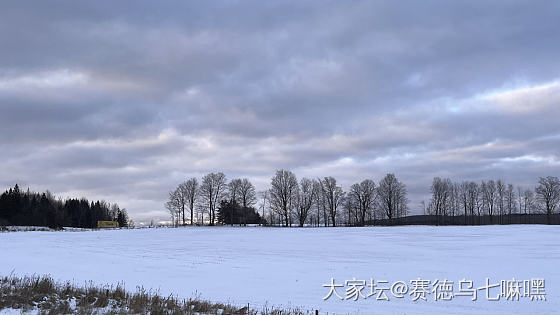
1,225,558,314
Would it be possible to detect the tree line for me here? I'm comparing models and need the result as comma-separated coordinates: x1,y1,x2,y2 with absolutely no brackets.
0,184,130,229
167,171,560,227
424,176,560,225
166,171,408,227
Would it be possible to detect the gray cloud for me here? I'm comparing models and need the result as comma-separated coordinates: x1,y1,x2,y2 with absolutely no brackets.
1,1,559,221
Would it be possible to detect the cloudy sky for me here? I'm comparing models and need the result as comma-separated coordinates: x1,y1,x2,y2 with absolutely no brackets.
1,1,559,221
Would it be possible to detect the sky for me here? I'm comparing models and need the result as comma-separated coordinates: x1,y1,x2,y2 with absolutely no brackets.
1,1,559,222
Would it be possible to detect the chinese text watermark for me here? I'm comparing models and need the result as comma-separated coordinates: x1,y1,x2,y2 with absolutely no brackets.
322,278,546,302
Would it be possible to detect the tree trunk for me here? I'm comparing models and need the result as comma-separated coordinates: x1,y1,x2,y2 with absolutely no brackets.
190,203,193,226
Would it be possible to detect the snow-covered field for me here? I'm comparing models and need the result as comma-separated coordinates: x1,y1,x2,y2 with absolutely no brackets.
1,225,558,314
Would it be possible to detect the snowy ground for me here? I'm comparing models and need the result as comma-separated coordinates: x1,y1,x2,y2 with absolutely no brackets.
0,225,558,314
0,226,87,232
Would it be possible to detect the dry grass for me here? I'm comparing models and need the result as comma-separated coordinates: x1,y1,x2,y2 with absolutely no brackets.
0,274,314,314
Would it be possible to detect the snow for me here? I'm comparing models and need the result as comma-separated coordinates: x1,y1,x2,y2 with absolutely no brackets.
0,308,37,315
0,226,52,232
0,225,558,314
0,226,89,232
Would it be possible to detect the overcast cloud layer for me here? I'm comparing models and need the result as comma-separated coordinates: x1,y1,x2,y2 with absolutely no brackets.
1,1,559,221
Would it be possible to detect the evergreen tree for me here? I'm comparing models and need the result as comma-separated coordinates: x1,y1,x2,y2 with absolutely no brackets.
217,200,266,225
0,184,129,228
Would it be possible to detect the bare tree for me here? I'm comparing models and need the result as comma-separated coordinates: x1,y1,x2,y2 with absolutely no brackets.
165,188,183,227
320,177,345,227
343,195,358,226
165,178,198,225
535,176,560,220
313,179,326,226
505,184,516,216
228,179,242,203
517,186,523,214
199,172,227,225
496,180,505,223
459,181,469,224
183,178,198,225
349,179,377,226
295,178,316,227
467,182,479,224
258,190,268,225
227,178,242,226
448,182,460,217
227,178,256,225
239,178,257,226
430,177,451,222
239,179,257,209
481,180,496,223
377,174,407,221
522,189,535,214
475,183,483,218
269,170,298,227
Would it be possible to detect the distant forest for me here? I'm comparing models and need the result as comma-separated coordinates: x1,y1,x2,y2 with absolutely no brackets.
0,184,129,229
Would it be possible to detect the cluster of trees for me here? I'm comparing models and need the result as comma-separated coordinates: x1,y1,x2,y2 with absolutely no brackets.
268,171,407,227
166,171,408,227
0,184,129,228
426,176,560,224
166,174,260,226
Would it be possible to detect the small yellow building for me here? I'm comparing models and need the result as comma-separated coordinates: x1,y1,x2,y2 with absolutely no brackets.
97,221,119,228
